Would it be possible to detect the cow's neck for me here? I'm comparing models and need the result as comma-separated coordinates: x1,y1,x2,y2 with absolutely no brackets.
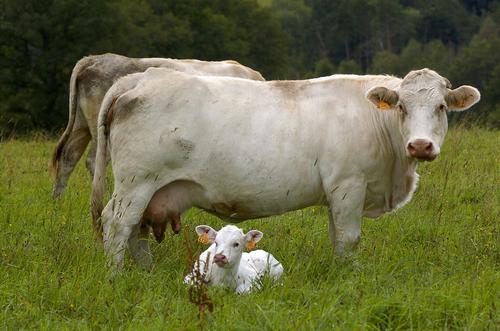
378,110,419,211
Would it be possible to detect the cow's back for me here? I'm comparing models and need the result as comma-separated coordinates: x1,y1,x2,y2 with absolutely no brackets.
76,53,265,137
140,57,265,81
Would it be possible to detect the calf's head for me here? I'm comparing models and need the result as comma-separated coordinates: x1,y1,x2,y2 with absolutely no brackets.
366,69,480,161
195,225,263,268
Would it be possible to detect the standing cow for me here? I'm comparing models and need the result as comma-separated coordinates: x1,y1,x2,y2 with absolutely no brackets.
91,68,480,269
50,53,265,198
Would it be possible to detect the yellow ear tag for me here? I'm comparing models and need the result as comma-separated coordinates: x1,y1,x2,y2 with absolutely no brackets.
246,240,256,250
198,232,209,244
378,100,391,110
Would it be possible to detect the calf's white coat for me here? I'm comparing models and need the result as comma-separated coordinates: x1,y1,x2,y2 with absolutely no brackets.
184,225,284,294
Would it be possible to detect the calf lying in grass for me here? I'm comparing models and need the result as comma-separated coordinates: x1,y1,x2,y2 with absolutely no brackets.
185,225,284,294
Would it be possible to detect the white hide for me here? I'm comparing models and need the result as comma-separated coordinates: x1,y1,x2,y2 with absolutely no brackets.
52,53,264,198
184,225,284,294
92,68,480,268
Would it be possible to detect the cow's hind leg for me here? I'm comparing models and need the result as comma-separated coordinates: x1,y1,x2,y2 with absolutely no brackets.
85,141,97,178
326,179,366,258
85,141,111,178
53,127,91,197
102,185,155,270
128,222,153,270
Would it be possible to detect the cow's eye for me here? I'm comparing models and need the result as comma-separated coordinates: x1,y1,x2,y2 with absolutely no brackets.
233,242,239,248
437,104,446,112
398,104,407,115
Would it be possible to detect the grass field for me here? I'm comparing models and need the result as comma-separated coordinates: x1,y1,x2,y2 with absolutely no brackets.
0,128,498,330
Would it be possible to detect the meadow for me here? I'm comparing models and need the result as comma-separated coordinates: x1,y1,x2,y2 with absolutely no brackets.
0,127,498,330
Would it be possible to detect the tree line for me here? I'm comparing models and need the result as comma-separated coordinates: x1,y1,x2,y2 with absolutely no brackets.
1,0,499,136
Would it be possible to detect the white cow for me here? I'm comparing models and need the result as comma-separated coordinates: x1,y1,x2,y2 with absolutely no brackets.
51,53,264,198
184,225,284,294
91,68,480,269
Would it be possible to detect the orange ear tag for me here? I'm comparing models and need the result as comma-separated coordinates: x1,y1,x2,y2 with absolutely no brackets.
198,232,209,244
246,240,256,250
378,100,391,110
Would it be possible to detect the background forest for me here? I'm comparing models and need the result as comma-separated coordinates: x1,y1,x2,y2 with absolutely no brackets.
1,0,499,136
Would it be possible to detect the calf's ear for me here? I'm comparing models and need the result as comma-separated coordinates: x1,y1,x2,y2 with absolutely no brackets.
366,86,399,110
244,230,263,250
195,225,217,244
445,86,480,111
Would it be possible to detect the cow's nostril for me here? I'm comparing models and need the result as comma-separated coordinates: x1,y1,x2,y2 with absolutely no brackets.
407,139,436,160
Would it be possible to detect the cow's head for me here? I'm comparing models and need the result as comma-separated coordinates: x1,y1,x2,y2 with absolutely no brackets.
195,225,263,268
366,69,480,161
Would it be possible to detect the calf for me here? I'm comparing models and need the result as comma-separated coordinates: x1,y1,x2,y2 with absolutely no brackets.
185,225,284,294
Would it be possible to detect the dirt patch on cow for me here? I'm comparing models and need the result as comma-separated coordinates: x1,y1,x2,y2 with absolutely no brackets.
175,138,195,160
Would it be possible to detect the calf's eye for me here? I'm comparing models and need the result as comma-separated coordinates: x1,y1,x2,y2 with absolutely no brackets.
233,242,239,248
438,104,446,112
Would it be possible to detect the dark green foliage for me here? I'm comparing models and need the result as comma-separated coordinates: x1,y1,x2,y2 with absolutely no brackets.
370,39,455,76
0,0,113,134
1,0,500,136
0,0,291,136
407,0,479,44
450,15,500,125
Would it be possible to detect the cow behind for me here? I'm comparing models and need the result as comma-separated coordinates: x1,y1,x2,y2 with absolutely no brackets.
50,53,265,198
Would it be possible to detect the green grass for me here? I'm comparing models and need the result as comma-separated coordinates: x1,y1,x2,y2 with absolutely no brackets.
0,128,498,330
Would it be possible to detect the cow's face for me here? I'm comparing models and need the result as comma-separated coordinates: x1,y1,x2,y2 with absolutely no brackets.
195,225,263,268
367,69,480,161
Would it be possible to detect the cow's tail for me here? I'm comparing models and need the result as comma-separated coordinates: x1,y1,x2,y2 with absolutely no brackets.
91,89,117,241
50,58,86,176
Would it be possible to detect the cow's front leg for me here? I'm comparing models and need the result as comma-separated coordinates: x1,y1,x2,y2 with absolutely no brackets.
326,179,366,257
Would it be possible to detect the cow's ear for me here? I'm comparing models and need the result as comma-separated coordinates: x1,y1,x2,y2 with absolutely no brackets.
195,225,217,244
445,86,480,112
366,86,399,110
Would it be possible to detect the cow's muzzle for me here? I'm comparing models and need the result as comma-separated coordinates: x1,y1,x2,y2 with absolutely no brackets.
407,139,437,161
